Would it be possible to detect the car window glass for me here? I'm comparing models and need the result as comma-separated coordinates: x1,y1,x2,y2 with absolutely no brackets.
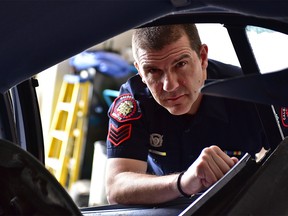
246,26,288,74
196,24,240,67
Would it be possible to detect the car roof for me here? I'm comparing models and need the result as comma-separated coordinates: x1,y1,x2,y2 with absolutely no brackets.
1,0,288,93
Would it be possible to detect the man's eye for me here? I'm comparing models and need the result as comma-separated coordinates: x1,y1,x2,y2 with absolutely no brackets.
175,61,186,68
148,68,160,74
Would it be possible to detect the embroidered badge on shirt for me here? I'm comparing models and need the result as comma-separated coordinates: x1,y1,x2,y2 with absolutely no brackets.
149,133,166,156
110,93,142,122
150,133,163,147
281,107,288,128
108,123,132,146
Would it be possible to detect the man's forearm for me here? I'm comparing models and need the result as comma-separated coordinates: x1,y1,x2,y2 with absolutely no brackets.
107,172,182,205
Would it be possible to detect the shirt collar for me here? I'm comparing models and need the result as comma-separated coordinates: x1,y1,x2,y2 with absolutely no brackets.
151,79,229,123
198,94,229,123
180,79,229,123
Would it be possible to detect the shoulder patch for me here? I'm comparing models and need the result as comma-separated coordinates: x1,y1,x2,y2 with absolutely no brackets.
110,93,142,122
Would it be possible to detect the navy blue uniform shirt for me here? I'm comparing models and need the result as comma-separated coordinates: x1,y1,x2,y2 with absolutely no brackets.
106,60,269,175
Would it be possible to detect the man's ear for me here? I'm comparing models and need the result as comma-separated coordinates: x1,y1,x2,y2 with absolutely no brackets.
134,61,140,72
199,44,208,70
134,62,146,84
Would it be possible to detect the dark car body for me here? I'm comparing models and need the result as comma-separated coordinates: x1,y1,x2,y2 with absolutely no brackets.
1,0,288,215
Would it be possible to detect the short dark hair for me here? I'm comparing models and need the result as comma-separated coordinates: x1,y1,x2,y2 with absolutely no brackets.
132,24,202,61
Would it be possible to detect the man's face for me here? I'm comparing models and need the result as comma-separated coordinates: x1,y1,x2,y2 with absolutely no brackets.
134,35,208,115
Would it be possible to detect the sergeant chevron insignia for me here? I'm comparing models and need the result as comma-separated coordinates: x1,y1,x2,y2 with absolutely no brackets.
108,123,132,146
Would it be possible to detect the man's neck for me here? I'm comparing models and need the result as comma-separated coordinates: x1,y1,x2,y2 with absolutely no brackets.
188,94,203,115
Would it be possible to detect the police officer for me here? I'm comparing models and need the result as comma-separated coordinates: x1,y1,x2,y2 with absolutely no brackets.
105,24,269,205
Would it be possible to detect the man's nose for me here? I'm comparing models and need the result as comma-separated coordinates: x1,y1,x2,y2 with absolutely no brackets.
162,71,179,92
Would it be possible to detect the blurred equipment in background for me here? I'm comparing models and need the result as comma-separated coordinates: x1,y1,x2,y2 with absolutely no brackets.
88,141,109,206
69,50,136,180
45,74,92,189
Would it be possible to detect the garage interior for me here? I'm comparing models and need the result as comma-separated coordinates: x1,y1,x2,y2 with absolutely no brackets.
34,23,283,207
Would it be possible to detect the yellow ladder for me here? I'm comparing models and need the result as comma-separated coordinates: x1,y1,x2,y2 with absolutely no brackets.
45,74,92,189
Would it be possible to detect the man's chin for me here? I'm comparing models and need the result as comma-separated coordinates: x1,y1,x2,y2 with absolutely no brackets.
166,106,189,116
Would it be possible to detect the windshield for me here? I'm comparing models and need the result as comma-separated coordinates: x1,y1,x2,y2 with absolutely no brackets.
246,26,288,73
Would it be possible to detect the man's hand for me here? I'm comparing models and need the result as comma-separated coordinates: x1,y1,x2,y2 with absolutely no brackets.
106,146,239,204
179,145,239,195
